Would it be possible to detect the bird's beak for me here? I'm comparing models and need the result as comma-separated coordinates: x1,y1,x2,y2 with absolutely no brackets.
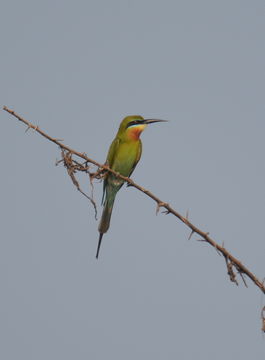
143,119,168,124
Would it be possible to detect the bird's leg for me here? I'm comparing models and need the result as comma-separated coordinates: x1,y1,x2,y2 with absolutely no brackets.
90,167,106,181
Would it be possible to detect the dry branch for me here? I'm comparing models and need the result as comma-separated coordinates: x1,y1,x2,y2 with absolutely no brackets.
3,106,265,298
59,149,98,219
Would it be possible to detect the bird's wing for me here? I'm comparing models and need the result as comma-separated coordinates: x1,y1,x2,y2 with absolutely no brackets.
128,140,142,177
106,137,121,168
101,137,121,205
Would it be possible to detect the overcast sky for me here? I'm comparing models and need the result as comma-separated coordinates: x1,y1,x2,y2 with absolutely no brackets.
1,1,265,359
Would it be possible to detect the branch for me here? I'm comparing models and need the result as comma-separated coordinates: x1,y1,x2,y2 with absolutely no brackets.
3,106,265,297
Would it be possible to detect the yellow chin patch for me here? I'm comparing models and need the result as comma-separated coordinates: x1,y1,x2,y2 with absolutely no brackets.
127,124,147,140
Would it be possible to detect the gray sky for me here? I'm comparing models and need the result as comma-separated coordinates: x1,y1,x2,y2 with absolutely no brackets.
1,0,265,359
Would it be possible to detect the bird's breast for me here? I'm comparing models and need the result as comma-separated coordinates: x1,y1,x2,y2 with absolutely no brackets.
112,140,141,177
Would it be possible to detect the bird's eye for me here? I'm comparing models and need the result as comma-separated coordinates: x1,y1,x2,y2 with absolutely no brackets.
126,120,142,129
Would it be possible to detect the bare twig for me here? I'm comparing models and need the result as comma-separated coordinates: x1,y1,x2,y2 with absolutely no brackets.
61,150,98,219
225,257,239,286
3,106,265,295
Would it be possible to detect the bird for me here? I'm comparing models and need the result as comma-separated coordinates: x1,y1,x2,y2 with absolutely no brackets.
96,115,167,258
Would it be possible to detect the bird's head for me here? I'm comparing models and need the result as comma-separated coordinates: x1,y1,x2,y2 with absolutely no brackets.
118,115,167,140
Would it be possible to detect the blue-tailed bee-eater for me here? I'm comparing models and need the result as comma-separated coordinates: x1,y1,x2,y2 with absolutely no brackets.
96,115,166,258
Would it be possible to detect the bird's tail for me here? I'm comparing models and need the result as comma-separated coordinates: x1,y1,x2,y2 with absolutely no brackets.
96,191,116,258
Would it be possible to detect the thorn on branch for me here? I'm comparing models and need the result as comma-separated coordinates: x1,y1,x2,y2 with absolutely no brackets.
188,230,194,240
55,158,64,166
214,242,222,257
156,201,168,215
25,124,38,133
238,271,248,288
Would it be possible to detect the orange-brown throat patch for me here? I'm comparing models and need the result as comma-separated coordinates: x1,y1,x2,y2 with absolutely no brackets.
126,124,146,140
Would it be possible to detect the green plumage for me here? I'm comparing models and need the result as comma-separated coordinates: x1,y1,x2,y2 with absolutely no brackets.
96,115,166,258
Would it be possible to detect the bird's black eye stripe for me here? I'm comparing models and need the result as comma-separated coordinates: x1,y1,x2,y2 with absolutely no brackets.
126,120,143,129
